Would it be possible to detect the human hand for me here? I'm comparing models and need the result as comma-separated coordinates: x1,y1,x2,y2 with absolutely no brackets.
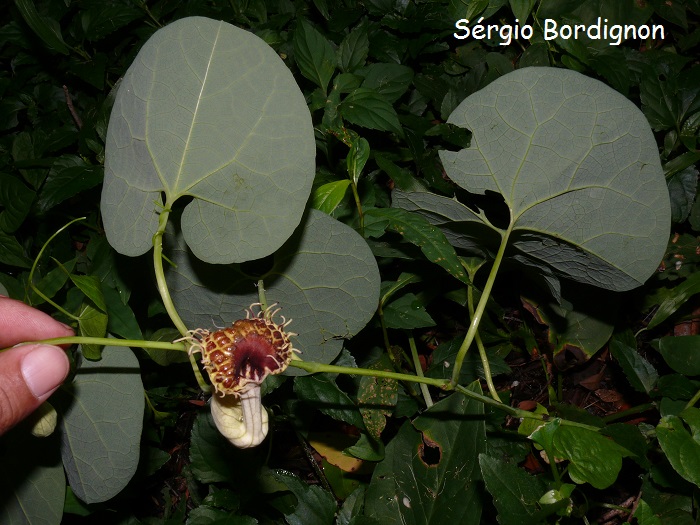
0,296,73,435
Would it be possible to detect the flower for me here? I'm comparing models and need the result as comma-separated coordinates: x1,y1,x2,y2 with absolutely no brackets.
181,303,297,448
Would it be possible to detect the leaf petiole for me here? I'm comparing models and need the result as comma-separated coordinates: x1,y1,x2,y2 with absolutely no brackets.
451,223,512,387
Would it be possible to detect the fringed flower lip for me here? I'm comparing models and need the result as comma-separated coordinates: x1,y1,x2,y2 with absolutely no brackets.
178,303,299,448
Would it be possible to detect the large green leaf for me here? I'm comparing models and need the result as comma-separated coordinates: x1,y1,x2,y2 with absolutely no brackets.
364,387,485,525
167,209,380,373
401,67,670,292
102,16,314,264
59,345,144,504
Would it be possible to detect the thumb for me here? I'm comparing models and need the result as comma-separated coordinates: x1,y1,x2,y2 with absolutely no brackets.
0,344,70,435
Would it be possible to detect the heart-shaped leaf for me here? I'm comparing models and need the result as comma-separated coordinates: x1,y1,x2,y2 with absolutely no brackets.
167,209,380,373
401,67,670,292
102,16,314,264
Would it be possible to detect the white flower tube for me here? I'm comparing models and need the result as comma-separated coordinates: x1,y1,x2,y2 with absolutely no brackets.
210,386,269,448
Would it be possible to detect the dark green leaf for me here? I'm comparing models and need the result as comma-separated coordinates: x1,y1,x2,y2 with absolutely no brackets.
374,153,422,192
340,88,402,135
294,19,337,93
656,409,700,488
609,336,658,394
28,258,76,305
70,274,106,312
523,288,617,367
359,63,413,103
0,173,35,233
80,5,142,41
509,0,536,22
667,166,698,223
344,432,384,462
338,23,369,73
13,0,70,54
347,137,370,185
36,156,103,214
425,336,511,384
479,454,549,525
104,285,143,340
365,387,486,525
0,230,31,267
656,374,700,400
380,272,422,306
294,374,366,430
364,207,469,284
519,42,550,67
190,412,238,484
634,499,662,525
659,335,700,376
143,328,188,366
383,292,435,329
272,470,337,525
646,272,700,331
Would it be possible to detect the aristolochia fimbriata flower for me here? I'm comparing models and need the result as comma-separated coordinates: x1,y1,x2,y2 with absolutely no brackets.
179,303,297,448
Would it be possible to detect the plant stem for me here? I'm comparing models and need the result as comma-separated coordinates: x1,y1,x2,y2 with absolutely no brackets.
289,358,600,430
602,402,656,423
152,204,209,392
6,336,187,352
685,388,700,410
28,217,86,320
467,277,500,402
451,224,512,386
407,331,433,408
152,207,188,336
350,180,364,237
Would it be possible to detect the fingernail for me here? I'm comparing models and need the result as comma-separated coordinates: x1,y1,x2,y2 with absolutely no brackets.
21,346,70,399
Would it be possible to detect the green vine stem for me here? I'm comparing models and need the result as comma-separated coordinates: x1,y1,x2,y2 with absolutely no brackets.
407,331,433,408
7,337,187,353
350,180,364,237
15,334,601,433
685,388,700,410
467,277,500,402
152,206,187,336
289,358,600,431
451,224,512,386
28,217,85,321
151,204,209,392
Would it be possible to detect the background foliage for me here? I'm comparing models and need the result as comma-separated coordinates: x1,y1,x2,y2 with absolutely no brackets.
1,0,699,524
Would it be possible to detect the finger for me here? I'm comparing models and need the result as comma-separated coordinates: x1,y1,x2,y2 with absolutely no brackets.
0,344,70,435
0,297,74,348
